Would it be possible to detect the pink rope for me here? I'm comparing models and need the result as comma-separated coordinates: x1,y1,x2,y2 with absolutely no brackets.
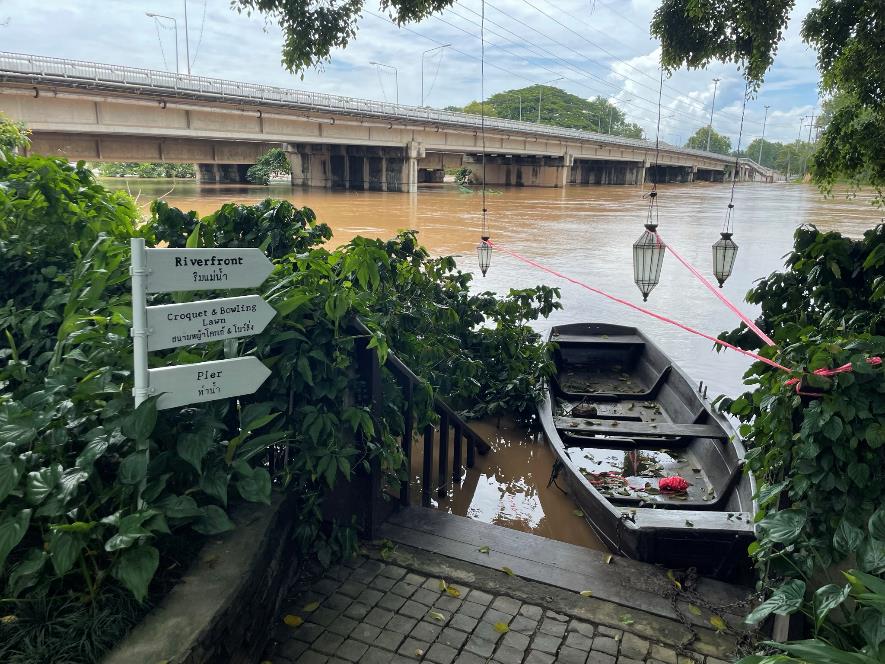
655,232,776,347
487,240,793,373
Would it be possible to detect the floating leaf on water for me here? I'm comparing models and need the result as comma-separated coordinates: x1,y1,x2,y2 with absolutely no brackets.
494,622,510,633
303,601,320,612
428,610,446,622
604,554,613,564
710,615,727,632
685,520,694,527
688,604,702,616
446,585,461,598
573,509,584,517
579,590,593,597
501,566,515,577
666,569,682,590
619,614,635,626
283,614,304,627
478,545,490,554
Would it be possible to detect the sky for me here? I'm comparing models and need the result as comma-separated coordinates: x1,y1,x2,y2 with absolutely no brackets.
0,0,823,147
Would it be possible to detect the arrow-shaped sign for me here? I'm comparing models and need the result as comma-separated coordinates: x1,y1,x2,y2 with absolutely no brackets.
145,248,274,293
146,295,277,351
149,356,271,410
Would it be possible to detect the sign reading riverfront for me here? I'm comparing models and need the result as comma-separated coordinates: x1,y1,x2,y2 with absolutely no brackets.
146,295,276,351
148,356,271,410
145,248,274,293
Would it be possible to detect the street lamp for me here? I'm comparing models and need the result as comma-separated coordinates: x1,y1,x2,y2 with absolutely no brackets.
421,44,450,107
706,77,721,152
633,220,665,301
712,228,739,287
758,104,770,164
608,98,632,135
146,12,179,75
538,77,564,123
370,61,399,105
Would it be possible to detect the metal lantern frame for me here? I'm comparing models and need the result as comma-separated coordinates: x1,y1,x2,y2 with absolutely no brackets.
477,235,492,276
712,230,739,288
633,223,665,301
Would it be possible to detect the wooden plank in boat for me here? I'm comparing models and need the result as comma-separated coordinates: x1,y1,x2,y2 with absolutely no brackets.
551,333,645,345
555,416,727,439
630,508,754,533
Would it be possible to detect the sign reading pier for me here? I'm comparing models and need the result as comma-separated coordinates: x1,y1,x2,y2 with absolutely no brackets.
144,247,274,293
148,357,272,411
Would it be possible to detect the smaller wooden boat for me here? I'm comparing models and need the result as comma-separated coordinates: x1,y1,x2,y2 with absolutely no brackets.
538,323,756,578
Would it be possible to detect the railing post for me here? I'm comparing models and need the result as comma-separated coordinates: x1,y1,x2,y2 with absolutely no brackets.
422,424,433,508
452,422,463,484
400,382,413,506
466,433,476,469
355,335,383,537
437,411,449,499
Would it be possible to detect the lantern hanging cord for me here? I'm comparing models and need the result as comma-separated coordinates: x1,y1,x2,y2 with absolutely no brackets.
723,80,750,234
644,68,665,227
480,0,488,239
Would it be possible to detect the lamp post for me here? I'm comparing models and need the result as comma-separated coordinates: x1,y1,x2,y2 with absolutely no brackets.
183,0,191,75
370,61,399,105
758,104,770,164
609,98,632,135
146,12,179,75
538,76,564,123
705,77,721,152
421,44,450,107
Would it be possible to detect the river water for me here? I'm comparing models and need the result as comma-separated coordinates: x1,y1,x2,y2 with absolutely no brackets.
106,178,880,548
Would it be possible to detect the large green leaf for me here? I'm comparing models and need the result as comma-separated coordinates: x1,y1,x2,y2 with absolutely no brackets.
855,607,885,649
177,432,213,472
122,396,158,441
760,509,807,544
236,467,271,505
49,530,81,576
813,584,850,630
755,480,789,509
157,494,203,519
0,456,23,502
869,508,885,542
0,508,32,571
9,548,47,597
745,580,806,625
118,450,148,485
25,464,62,505
765,639,879,664
833,519,865,555
199,467,229,506
112,544,159,602
193,505,234,535
858,540,885,575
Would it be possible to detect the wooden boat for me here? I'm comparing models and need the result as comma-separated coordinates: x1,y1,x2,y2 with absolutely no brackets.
538,322,756,578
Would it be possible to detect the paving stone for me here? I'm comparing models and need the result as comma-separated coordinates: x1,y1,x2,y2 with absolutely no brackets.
483,608,513,625
350,566,379,584
357,588,385,607
411,620,443,642
706,658,729,664
449,613,478,633
293,622,326,644
325,593,353,612
568,620,595,638
397,637,431,660
502,630,531,651
387,614,419,635
677,656,701,664
300,650,330,664
340,581,368,599
438,627,469,649
464,635,496,658
546,610,568,622
592,636,620,656
466,589,493,606
380,565,408,580
376,629,406,651
403,572,427,586
363,645,404,663
344,603,372,621
364,607,394,628
313,631,345,655
532,632,563,654
412,588,440,606
509,615,539,634
539,618,567,637
434,594,463,612
336,638,369,662
329,658,350,664
619,633,649,659
399,599,430,619
646,660,671,664
421,577,443,590
596,626,623,639
519,603,544,620
370,575,398,592
616,657,643,664
313,577,341,594
558,646,589,664
361,559,385,574
565,631,594,651
454,652,487,664
343,555,363,568
279,639,309,660
392,582,419,598
350,623,382,643
491,595,522,615
586,652,616,664
473,621,508,642
525,650,556,664
378,591,407,612
425,643,459,664
493,644,525,663
326,565,350,581
460,601,487,619
311,606,341,627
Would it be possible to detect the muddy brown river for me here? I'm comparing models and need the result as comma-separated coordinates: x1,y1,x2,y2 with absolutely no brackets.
107,178,880,549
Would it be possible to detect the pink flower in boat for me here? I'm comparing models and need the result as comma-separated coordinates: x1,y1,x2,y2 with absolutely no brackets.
658,476,689,492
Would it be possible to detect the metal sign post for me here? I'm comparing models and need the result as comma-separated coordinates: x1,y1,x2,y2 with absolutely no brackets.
130,238,150,409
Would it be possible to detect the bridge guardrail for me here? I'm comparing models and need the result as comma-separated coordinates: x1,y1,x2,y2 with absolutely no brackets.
0,51,734,165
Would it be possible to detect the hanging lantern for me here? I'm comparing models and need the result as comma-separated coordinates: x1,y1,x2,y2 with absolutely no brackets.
477,236,492,277
633,223,665,301
712,231,739,287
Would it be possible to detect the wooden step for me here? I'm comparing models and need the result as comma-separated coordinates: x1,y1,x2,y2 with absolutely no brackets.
555,416,727,439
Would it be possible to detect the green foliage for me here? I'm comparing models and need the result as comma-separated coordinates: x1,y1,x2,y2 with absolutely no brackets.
0,113,30,154
718,225,884,660
94,162,196,178
684,127,732,155
246,148,292,185
651,0,884,203
453,167,472,186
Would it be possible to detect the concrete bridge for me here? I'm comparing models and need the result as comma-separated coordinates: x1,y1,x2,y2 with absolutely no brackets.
0,53,772,191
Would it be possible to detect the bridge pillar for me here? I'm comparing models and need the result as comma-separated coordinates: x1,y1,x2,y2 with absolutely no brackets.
403,141,424,194
286,151,306,186
196,163,251,184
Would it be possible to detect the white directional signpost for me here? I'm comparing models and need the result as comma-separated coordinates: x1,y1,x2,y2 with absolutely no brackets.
130,239,276,410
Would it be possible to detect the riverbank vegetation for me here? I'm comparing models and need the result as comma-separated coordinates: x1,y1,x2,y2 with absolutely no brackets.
93,162,196,179
0,116,560,661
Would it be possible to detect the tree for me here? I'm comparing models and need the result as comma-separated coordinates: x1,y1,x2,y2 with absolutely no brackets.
458,101,498,117
650,0,884,203
0,111,29,153
684,127,731,154
744,138,781,168
246,147,292,185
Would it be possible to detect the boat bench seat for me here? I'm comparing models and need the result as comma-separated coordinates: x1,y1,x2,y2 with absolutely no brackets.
554,416,727,439
628,508,753,533
551,333,645,345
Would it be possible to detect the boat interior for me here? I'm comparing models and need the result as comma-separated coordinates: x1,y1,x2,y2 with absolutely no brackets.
550,323,747,513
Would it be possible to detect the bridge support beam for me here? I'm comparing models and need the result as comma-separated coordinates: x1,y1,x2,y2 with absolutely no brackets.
464,153,572,187
196,163,251,184
571,159,647,185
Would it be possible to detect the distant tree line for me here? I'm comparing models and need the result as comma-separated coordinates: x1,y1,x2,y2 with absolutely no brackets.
682,127,816,178
94,162,196,178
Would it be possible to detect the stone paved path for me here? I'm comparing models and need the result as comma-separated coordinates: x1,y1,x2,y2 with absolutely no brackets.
266,552,735,664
